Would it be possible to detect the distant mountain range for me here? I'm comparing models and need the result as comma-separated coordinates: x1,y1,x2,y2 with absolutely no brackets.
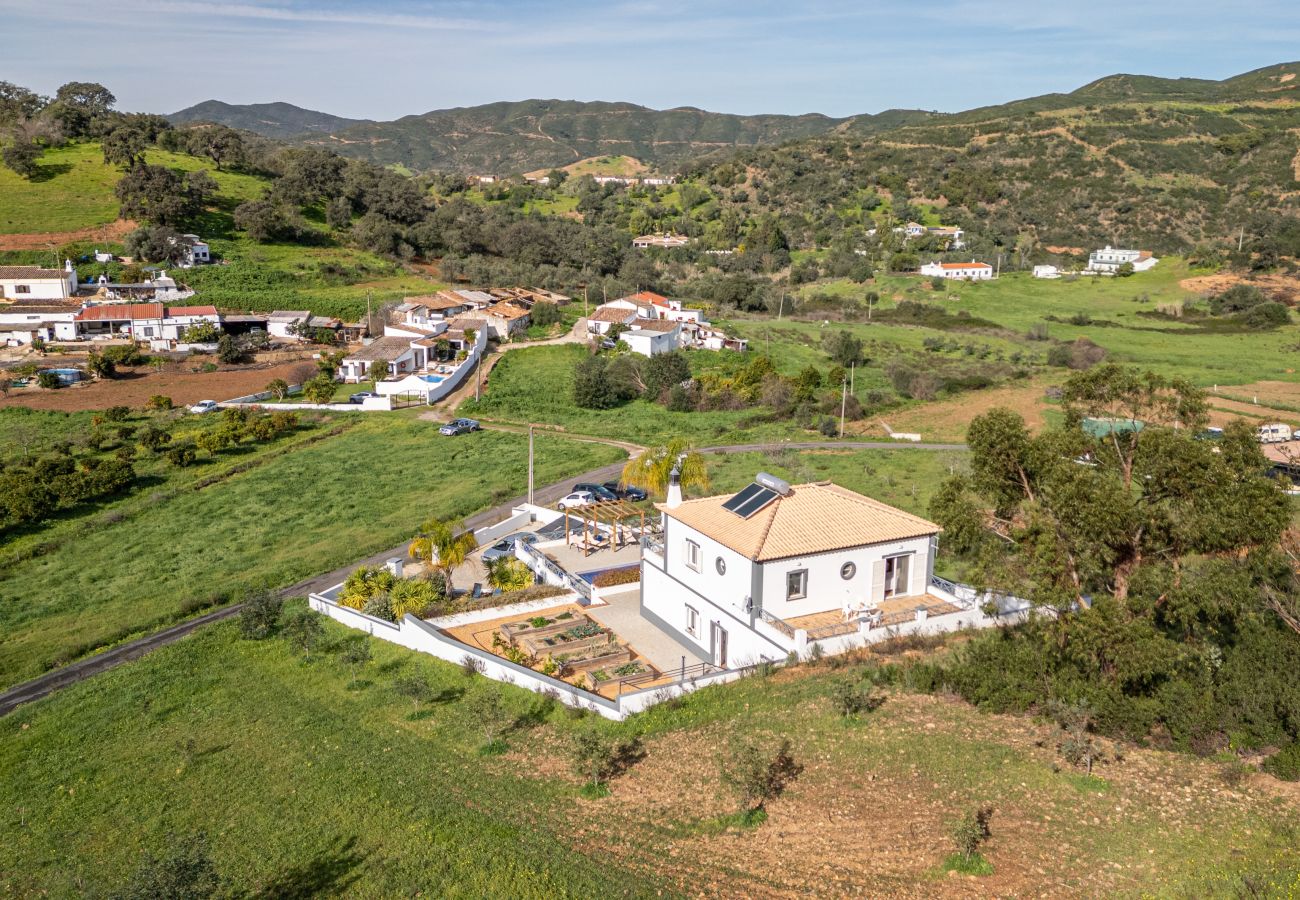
168,62,1300,174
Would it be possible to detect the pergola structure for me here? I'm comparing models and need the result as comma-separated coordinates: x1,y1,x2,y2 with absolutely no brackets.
564,500,651,556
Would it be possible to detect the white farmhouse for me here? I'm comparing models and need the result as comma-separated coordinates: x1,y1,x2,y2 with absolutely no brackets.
1086,246,1158,274
640,473,942,667
919,260,993,281
0,262,78,301
0,303,81,344
174,234,210,267
1033,265,1061,279
620,319,681,357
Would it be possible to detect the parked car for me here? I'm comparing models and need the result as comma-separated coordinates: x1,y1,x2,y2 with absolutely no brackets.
557,490,595,510
602,481,647,501
481,532,539,562
1257,423,1293,444
349,390,377,404
188,400,219,414
573,482,619,502
439,418,481,436
599,338,616,350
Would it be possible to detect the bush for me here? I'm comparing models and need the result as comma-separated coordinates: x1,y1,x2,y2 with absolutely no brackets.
719,737,803,814
36,371,61,389
950,805,994,866
830,681,885,718
238,590,284,639
570,727,644,791
1263,742,1300,781
104,405,131,422
165,445,197,467
529,301,564,327
338,565,396,610
145,394,173,410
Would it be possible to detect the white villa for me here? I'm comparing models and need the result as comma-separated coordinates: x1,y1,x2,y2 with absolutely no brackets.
1033,265,1062,279
632,233,691,250
1087,246,1158,274
919,260,993,281
174,234,211,268
588,291,747,355
0,262,79,301
640,473,944,667
338,306,487,400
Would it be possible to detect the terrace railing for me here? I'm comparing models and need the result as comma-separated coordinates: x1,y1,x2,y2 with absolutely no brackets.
759,609,796,639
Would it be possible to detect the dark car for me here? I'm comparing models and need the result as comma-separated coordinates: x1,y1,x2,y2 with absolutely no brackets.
573,482,619,502
439,418,481,436
602,481,647,501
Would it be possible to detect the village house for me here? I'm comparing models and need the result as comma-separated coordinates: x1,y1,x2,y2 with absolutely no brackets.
481,301,531,340
1087,246,1158,274
619,318,681,357
0,303,81,345
1033,265,1062,279
173,234,211,268
72,303,222,344
919,260,994,281
0,262,79,301
586,305,640,336
267,310,343,341
640,473,942,667
396,294,474,326
450,289,498,310
488,286,571,306
632,233,691,250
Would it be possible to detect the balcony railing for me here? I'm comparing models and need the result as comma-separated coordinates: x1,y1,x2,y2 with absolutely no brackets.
759,609,796,639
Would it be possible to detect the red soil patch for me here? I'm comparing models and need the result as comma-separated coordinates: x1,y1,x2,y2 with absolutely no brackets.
1180,271,1300,305
0,219,137,251
0,358,316,412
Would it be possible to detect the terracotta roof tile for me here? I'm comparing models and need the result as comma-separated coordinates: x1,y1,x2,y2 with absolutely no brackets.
588,306,638,323
344,336,414,362
659,481,940,562
0,266,67,279
76,303,164,321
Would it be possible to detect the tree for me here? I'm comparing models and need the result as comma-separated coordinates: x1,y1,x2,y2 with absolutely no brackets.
216,333,243,364
642,351,690,399
186,125,244,170
238,590,284,640
181,321,218,343
621,437,709,497
35,371,60,389
824,330,864,367
282,608,324,659
86,350,116,380
115,165,210,226
409,517,478,595
102,125,149,168
109,831,223,900
719,737,802,815
340,635,372,685
573,354,633,409
465,686,510,751
1,139,41,178
394,675,432,714
930,366,1289,617
125,225,188,265
233,198,305,243
1051,699,1104,775
950,806,994,868
265,378,289,400
302,374,337,403
570,727,644,794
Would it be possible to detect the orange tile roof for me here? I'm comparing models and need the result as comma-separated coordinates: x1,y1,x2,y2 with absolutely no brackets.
76,303,164,321
589,306,638,323
624,290,670,307
484,301,530,321
166,305,218,316
939,262,991,271
406,293,469,311
659,481,940,562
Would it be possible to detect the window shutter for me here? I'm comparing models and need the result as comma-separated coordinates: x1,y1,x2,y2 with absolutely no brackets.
871,559,886,603
895,555,910,596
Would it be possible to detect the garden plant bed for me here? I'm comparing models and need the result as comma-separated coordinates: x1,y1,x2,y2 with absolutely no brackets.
498,611,580,642
559,646,633,675
523,630,618,658
584,659,657,691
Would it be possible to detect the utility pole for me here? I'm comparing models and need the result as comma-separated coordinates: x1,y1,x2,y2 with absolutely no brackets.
850,361,855,393
528,424,535,504
1238,226,1245,252
583,284,589,318
366,292,373,337
839,377,847,438
777,291,785,320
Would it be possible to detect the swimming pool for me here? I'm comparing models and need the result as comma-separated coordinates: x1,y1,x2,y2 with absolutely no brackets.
416,374,445,384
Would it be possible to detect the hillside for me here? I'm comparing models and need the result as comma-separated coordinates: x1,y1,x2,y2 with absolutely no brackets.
170,97,932,173
168,99,369,139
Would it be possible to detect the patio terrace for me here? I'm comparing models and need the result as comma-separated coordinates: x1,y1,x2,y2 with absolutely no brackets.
776,594,963,641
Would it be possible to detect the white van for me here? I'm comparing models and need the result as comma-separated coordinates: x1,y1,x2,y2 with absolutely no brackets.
1257,423,1293,444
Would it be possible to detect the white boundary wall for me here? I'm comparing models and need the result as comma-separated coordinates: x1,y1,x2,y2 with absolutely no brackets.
310,590,750,720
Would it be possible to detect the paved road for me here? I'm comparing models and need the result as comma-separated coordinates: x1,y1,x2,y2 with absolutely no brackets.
0,434,965,717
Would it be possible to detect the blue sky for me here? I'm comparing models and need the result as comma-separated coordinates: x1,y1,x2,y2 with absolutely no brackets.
5,0,1298,119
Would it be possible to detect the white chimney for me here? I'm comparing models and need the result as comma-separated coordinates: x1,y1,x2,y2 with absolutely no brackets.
666,465,683,509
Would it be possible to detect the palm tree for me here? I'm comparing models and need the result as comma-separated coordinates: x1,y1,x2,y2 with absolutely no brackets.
621,437,709,497
485,556,533,593
409,517,478,595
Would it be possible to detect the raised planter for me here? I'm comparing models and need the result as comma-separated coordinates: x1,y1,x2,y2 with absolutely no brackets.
499,611,581,642
562,646,633,675
522,630,616,658
584,659,656,691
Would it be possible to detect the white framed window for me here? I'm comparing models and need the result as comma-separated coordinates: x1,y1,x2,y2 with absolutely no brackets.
685,605,699,637
685,539,701,572
786,569,808,601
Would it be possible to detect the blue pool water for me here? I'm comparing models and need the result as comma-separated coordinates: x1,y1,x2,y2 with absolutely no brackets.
416,374,445,384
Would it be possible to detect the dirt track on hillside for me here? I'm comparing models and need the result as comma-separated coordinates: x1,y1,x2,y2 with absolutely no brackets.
0,219,137,250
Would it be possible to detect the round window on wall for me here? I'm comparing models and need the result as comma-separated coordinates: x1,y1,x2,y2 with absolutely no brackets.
716,556,726,575
840,562,856,580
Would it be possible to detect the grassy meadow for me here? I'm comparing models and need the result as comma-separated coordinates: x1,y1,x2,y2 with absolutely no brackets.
0,410,623,690
2,608,1297,897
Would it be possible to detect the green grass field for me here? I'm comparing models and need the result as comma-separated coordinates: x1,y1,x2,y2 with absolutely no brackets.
0,411,623,690
0,143,268,235
2,607,1296,897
